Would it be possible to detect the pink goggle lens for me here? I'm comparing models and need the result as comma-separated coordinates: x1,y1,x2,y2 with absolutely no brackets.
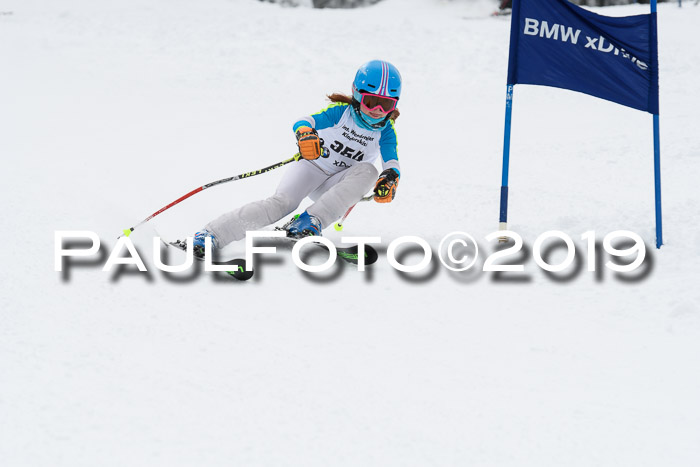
360,93,397,114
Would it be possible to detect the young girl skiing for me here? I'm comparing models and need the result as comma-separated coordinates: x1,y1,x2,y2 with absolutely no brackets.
192,59,402,256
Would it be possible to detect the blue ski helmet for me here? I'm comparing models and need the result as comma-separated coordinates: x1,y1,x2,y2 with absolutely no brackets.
351,60,402,131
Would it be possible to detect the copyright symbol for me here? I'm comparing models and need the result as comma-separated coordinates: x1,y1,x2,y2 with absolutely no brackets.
438,231,479,272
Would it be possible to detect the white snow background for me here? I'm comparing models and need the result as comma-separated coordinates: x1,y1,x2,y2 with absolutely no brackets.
1,0,699,466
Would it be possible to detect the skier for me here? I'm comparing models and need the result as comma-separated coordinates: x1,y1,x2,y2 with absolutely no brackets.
191,59,402,257
493,0,512,16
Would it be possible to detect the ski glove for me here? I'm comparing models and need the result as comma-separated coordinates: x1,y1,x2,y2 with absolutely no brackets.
295,126,322,161
374,169,399,203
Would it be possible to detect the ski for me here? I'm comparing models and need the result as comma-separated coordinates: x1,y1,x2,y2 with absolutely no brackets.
164,230,378,279
166,239,254,281
273,228,379,266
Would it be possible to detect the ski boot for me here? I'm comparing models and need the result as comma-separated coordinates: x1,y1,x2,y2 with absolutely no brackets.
286,211,322,238
193,229,218,259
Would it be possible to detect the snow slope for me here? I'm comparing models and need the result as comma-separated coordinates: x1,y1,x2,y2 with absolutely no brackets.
1,0,699,466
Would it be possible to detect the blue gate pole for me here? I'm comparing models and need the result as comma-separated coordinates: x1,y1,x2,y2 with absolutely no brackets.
652,0,663,248
653,114,662,248
499,84,514,235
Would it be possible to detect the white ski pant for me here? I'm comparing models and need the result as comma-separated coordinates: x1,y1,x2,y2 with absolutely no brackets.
205,160,378,247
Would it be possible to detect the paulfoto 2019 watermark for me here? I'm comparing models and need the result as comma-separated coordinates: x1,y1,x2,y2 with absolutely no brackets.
55,230,649,277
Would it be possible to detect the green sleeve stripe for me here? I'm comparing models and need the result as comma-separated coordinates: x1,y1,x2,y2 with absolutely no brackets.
312,101,349,117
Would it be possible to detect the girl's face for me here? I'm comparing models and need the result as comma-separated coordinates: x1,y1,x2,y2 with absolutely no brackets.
362,107,389,119
358,93,397,120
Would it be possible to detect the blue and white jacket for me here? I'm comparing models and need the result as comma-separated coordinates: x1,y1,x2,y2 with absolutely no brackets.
293,103,400,177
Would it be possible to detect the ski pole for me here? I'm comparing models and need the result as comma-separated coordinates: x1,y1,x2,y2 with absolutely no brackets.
333,195,374,231
119,153,302,238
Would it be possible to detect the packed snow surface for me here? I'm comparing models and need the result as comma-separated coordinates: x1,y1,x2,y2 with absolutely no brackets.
1,0,699,466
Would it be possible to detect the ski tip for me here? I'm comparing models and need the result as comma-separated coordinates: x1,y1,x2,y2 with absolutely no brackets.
364,245,379,266
221,259,254,281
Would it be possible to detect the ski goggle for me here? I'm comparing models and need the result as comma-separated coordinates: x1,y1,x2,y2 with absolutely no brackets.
359,92,398,114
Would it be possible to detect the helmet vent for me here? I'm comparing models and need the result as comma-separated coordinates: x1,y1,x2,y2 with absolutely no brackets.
367,84,376,89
